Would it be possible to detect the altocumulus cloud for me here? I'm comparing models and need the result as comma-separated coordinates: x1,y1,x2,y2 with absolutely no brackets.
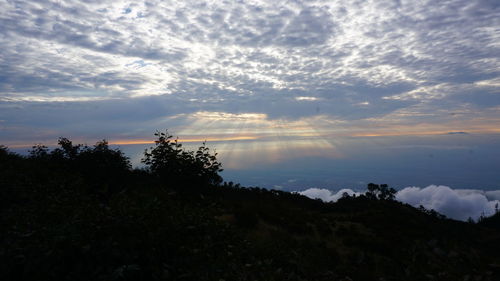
1,1,499,122
298,185,500,221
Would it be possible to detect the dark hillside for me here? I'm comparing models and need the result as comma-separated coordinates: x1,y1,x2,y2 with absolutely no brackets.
479,212,500,230
1,135,499,281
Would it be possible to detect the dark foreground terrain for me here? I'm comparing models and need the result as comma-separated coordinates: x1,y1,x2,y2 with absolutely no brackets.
1,133,500,281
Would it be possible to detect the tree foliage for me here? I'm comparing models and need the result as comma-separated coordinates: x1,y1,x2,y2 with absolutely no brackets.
142,130,223,187
26,138,132,196
366,183,397,200
0,144,11,157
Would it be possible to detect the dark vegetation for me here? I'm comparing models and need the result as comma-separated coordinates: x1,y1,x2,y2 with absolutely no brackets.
1,131,500,281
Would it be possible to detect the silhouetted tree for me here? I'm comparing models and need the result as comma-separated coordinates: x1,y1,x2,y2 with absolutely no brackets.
0,145,22,169
366,183,396,200
29,144,49,159
142,130,223,187
79,140,131,172
26,138,131,196
366,183,379,200
0,145,9,157
77,140,132,193
52,137,83,160
418,204,446,219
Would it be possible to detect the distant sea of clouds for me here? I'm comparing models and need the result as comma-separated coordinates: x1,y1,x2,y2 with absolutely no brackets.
298,185,500,221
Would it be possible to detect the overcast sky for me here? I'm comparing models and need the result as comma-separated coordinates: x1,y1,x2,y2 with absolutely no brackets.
1,0,499,190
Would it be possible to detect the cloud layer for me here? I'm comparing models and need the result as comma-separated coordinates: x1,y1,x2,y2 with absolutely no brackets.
299,188,363,202
298,185,500,221
396,185,499,221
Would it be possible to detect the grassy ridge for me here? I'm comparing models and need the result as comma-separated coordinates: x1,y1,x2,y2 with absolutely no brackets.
1,138,499,281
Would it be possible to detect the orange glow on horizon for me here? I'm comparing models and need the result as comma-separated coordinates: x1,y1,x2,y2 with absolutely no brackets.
109,135,260,145
3,122,500,149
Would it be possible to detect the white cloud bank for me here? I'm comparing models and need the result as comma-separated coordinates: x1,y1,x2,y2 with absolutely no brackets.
299,188,363,203
298,185,500,221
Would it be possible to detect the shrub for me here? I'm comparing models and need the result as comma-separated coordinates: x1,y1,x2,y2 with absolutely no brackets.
366,183,396,200
142,130,223,188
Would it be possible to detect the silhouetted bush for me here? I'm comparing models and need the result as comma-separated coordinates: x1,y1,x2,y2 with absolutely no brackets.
25,138,132,197
366,183,396,200
142,130,223,188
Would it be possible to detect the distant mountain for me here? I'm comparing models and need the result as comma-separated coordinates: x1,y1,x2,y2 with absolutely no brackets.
447,131,469,135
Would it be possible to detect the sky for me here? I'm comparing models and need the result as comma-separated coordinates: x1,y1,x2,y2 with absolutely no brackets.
1,1,500,198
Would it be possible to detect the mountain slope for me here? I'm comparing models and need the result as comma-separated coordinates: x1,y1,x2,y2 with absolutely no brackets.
1,141,500,281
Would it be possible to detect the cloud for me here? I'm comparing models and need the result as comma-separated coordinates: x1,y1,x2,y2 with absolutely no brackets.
396,185,500,221
298,188,363,203
485,190,500,201
298,185,500,221
1,1,498,104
